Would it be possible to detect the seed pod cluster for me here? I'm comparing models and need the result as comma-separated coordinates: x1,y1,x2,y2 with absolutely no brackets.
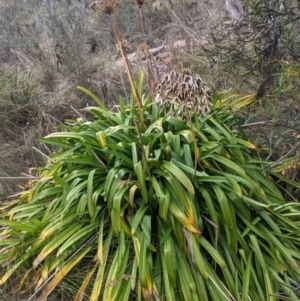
89,0,120,15
131,0,155,6
154,68,212,118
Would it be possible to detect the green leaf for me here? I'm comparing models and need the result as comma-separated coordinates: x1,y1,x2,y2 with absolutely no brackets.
134,161,148,204
45,132,82,140
111,185,129,233
87,169,97,217
200,236,226,269
160,160,195,194
164,235,178,288
171,158,207,177
85,107,122,125
33,223,82,267
159,189,170,221
212,184,235,229
56,223,97,255
77,86,107,109
213,154,246,176
131,205,149,235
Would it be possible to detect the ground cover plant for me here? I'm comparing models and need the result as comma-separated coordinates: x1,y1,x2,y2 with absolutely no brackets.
1,69,300,300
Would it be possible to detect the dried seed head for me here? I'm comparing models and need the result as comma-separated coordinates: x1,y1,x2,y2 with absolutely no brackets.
154,68,212,117
89,2,98,10
116,39,131,53
90,0,120,15
132,0,154,7
137,42,149,55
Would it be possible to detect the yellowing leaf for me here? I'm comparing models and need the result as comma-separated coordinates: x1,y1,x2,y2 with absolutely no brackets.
96,131,108,148
161,161,195,194
37,247,91,301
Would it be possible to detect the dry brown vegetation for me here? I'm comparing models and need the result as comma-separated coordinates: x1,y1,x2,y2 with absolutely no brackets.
0,0,300,197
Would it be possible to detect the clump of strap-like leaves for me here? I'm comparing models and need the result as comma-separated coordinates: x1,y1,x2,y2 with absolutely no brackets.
1,73,300,301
